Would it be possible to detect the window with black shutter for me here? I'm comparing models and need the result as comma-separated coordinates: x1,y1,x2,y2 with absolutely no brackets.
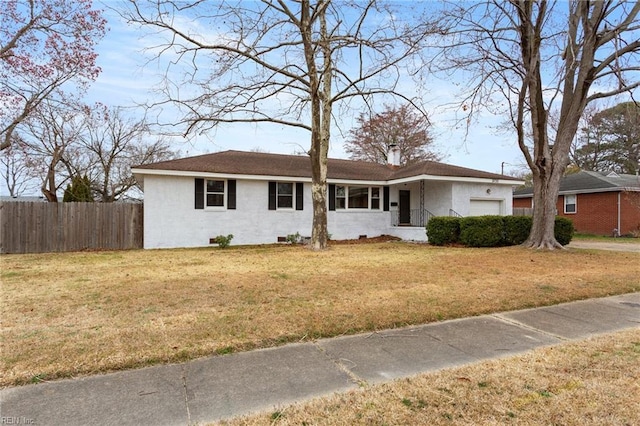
227,180,236,210
329,184,336,211
195,178,235,210
195,178,204,209
296,182,304,210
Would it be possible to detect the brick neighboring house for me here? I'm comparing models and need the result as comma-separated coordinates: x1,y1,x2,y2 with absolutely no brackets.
513,171,640,236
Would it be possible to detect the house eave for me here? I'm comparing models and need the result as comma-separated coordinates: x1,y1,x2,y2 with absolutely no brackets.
514,186,640,198
388,174,524,186
133,168,524,187
132,168,314,183
559,187,640,195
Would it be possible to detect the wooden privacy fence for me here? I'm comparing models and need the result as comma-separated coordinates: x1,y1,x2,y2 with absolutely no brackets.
0,202,143,254
513,207,534,216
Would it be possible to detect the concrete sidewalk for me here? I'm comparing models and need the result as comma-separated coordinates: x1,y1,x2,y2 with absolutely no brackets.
567,240,640,252
2,293,639,426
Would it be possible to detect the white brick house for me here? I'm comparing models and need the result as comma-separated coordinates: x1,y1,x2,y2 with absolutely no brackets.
132,150,522,248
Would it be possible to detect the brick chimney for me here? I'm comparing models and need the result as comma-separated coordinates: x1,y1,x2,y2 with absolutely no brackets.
387,144,401,168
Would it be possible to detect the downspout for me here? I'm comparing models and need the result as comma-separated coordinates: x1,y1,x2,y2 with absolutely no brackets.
617,192,621,237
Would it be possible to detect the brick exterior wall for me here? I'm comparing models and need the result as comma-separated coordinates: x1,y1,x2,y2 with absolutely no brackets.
620,191,640,236
513,191,640,236
513,198,532,208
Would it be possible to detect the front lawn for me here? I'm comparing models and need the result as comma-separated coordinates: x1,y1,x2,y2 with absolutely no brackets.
1,242,639,387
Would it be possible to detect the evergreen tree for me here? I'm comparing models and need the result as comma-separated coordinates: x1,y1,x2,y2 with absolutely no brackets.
63,175,94,202
573,102,640,174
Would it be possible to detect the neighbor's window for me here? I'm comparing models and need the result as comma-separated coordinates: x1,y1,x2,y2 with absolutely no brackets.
277,182,293,208
564,194,576,214
206,180,225,207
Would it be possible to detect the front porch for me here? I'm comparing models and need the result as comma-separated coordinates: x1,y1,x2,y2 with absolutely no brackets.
390,208,434,227
386,208,432,241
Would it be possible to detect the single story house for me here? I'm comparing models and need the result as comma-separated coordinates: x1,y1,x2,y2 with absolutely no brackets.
132,149,523,248
513,171,640,236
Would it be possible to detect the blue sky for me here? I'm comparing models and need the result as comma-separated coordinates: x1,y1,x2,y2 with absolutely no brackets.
84,3,526,176
0,1,529,197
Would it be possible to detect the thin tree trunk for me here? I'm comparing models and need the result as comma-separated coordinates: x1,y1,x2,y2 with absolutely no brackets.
306,0,331,251
41,147,62,202
310,145,327,250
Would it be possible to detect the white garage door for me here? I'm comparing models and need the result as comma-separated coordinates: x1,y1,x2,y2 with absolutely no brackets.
469,200,502,216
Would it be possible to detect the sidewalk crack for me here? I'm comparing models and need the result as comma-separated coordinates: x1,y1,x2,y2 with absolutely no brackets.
491,314,569,342
181,365,192,425
312,342,369,388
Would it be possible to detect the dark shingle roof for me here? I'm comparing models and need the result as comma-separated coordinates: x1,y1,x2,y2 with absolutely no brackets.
513,171,640,197
134,150,518,182
390,160,510,181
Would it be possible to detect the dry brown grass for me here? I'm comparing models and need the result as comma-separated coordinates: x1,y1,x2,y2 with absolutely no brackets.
1,242,639,387
220,329,640,426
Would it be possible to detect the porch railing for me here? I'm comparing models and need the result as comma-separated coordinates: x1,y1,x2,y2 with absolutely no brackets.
391,209,435,227
449,209,463,218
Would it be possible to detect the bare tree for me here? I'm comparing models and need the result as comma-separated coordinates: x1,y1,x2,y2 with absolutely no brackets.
345,104,441,166
0,141,35,196
80,105,176,202
11,100,176,202
123,0,436,250
0,0,106,151
17,99,86,202
435,1,640,249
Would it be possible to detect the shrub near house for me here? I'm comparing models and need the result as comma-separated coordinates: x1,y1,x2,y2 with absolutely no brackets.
426,216,574,247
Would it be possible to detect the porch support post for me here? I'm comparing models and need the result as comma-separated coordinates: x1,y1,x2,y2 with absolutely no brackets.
419,180,425,226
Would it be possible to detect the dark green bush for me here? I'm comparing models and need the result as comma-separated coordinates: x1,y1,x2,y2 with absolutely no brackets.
427,215,574,247
459,216,505,247
503,216,533,246
554,217,574,245
426,217,460,245
213,234,234,248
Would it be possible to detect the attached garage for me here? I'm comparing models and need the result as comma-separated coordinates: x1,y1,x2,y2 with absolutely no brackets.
469,199,503,216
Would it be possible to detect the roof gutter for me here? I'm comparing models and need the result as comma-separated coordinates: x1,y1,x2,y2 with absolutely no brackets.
386,174,524,186
132,168,524,187
514,186,640,198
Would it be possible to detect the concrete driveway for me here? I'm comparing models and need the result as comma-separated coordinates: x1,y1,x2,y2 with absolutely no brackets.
568,240,640,253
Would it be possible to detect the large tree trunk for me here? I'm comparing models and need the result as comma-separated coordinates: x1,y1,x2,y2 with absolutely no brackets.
524,163,564,249
516,1,578,250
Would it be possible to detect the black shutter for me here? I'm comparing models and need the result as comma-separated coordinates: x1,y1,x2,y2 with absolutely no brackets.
296,182,304,210
227,180,236,210
328,184,336,211
195,178,204,209
383,186,390,211
268,181,277,210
